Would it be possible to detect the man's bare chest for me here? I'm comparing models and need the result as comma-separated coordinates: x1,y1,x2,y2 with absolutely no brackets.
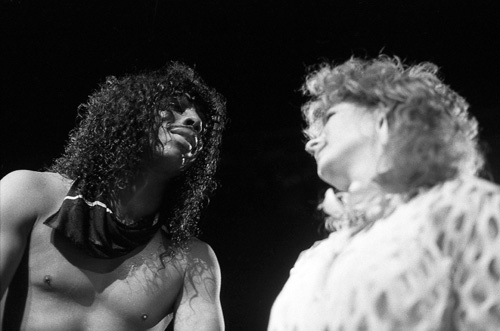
24,220,184,328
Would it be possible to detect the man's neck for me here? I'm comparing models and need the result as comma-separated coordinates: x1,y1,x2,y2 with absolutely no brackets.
116,170,177,222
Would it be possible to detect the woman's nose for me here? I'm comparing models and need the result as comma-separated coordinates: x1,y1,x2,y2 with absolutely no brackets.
176,107,203,133
305,137,325,156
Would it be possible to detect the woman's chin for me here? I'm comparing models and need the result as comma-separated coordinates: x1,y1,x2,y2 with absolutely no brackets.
318,170,349,191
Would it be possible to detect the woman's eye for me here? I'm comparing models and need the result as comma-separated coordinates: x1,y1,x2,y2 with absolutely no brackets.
324,112,335,123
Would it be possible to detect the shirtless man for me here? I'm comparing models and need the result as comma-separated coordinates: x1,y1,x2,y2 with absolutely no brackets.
0,62,227,330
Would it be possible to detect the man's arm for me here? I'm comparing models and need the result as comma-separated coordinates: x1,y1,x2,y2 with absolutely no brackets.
173,239,224,331
0,170,41,299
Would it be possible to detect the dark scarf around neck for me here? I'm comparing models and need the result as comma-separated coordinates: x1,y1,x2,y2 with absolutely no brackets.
44,181,162,259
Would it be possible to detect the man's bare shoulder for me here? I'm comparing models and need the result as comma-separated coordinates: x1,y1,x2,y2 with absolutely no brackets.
1,170,70,193
185,238,219,264
162,237,218,267
161,237,221,282
180,238,221,289
0,170,72,224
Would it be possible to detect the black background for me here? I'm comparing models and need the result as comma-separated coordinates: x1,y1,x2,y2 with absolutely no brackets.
1,1,499,330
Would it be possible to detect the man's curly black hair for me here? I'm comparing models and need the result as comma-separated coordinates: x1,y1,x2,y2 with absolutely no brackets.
49,62,226,247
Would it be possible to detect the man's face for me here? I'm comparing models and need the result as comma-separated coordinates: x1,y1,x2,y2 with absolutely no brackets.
157,94,205,170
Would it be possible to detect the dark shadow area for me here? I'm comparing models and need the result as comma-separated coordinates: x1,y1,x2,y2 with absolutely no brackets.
2,234,31,330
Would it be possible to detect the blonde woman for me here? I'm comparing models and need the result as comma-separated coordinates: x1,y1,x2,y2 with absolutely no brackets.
269,56,500,330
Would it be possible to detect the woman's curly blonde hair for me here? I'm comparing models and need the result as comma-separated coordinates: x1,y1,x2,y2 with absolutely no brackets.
302,55,484,192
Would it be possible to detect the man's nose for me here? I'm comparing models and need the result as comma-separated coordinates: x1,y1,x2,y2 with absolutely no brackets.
305,137,324,156
176,107,203,133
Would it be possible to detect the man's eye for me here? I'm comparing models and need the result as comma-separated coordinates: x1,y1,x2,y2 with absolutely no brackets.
160,110,175,121
169,102,181,111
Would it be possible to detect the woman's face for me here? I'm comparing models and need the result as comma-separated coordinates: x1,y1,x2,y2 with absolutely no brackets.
305,102,384,190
